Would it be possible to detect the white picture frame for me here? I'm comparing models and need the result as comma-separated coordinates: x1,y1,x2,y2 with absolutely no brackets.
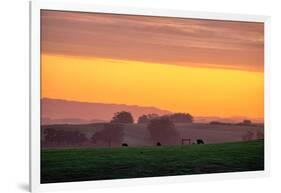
30,0,270,192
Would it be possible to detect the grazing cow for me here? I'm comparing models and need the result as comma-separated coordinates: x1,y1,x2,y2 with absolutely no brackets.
122,143,128,147
156,142,161,146
196,139,204,144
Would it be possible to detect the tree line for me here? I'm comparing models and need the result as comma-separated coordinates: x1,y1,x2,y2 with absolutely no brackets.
111,111,193,124
42,111,193,147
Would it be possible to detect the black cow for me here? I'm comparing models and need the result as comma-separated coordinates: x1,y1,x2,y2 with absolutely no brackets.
196,139,204,144
122,143,128,147
156,142,161,146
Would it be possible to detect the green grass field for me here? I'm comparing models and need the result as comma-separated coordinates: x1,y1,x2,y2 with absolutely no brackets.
41,140,264,183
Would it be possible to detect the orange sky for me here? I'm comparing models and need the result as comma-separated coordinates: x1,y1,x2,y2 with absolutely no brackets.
41,10,264,120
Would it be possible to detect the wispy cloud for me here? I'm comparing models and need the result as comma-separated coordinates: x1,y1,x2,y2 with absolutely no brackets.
41,10,264,71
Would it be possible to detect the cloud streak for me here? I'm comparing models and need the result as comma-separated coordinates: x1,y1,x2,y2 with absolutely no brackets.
41,10,264,71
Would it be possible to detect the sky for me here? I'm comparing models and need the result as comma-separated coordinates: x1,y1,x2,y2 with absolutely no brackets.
41,10,264,120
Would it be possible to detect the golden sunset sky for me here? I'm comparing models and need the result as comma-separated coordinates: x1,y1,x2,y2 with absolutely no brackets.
41,10,264,120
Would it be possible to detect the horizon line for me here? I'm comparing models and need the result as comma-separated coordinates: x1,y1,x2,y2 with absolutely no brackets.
41,97,264,121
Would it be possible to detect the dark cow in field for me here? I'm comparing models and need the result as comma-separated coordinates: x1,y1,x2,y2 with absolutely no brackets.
156,142,161,146
122,143,128,147
196,139,204,144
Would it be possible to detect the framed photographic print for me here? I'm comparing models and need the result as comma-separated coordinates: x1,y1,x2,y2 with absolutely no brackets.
30,0,270,192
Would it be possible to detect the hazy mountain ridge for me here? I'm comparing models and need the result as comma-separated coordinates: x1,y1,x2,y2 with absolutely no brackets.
41,98,263,125
41,98,172,125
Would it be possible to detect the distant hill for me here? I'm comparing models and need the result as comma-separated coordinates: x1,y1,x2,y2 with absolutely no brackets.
41,117,106,125
41,98,171,125
194,116,264,124
41,98,263,125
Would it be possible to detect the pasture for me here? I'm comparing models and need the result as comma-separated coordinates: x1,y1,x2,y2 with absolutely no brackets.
41,140,264,183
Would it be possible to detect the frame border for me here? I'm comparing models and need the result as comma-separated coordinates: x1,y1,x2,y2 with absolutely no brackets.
30,0,271,192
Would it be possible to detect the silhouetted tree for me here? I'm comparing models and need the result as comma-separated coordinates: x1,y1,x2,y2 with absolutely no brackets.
43,128,57,145
138,115,148,124
137,113,159,124
242,131,254,141
242,120,252,125
169,113,193,123
147,117,180,145
91,123,124,147
111,111,134,124
147,113,159,120
209,121,231,125
257,130,264,139
43,128,87,147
